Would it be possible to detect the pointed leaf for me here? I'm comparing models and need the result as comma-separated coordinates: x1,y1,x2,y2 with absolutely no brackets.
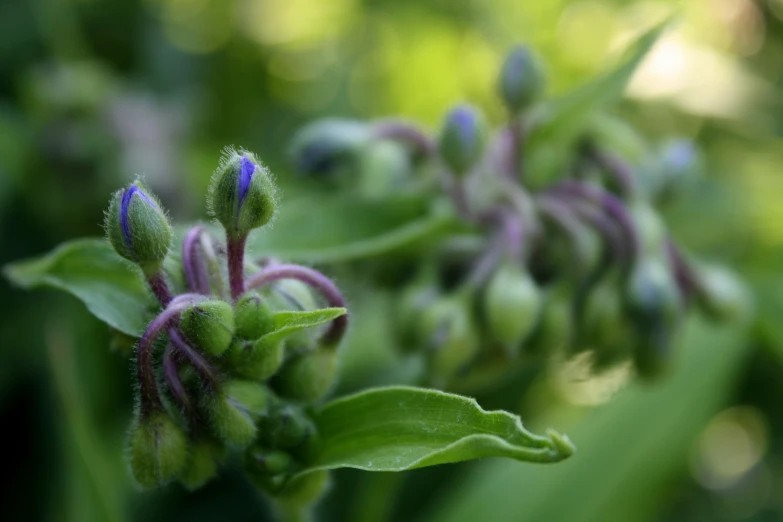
295,386,574,477
3,239,154,336
262,308,347,345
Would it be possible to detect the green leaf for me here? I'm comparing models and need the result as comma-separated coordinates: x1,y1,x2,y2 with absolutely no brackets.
3,239,154,336
262,307,347,344
245,193,456,263
526,20,670,187
422,318,749,522
296,386,574,477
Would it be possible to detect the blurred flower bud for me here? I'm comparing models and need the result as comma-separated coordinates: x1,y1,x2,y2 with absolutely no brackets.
209,149,277,238
288,119,370,178
438,104,488,176
574,278,633,370
258,403,319,459
208,380,271,447
628,199,666,258
421,291,480,385
180,299,235,357
526,282,571,356
694,263,752,323
274,348,339,403
356,141,413,197
106,180,172,274
235,292,275,340
482,261,541,355
624,257,683,378
228,336,285,381
179,439,225,490
128,411,188,488
498,45,545,113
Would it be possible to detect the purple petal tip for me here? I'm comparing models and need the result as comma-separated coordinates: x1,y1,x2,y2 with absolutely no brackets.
120,184,158,251
237,155,256,210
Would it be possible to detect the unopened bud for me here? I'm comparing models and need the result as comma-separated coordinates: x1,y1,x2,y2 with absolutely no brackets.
438,104,487,176
498,45,545,113
106,180,172,274
274,348,338,403
482,262,541,355
209,149,277,238
421,291,480,384
180,299,235,357
288,119,370,178
128,411,188,488
227,337,285,381
694,263,752,323
235,292,275,340
208,380,271,447
179,439,225,490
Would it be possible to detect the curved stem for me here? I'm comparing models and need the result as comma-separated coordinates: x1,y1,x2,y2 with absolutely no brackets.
136,296,205,418
168,327,219,389
200,232,227,299
163,343,192,414
583,144,636,198
371,120,435,157
245,264,348,347
665,238,697,303
550,181,640,263
183,226,211,295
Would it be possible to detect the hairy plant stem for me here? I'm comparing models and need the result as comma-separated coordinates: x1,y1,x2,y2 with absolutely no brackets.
665,238,698,302
163,343,192,414
146,270,173,306
183,226,211,294
136,296,205,418
227,233,248,301
245,264,348,347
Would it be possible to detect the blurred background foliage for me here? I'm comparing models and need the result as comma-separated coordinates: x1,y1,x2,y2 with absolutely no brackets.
2,0,783,521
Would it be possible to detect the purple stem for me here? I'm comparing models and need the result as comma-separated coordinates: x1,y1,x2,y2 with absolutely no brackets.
136,296,205,418
183,226,211,294
372,120,436,157
665,238,697,303
550,181,641,262
227,233,248,301
585,145,636,198
507,119,525,182
147,271,173,307
168,327,218,389
163,343,192,414
245,264,348,346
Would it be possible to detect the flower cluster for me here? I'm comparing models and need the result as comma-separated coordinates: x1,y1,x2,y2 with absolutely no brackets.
106,148,346,495
289,45,749,391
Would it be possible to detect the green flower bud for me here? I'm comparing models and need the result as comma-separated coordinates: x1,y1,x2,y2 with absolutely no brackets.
624,257,683,378
259,404,319,459
628,199,667,258
274,348,338,403
127,411,188,488
288,119,370,178
227,337,285,381
694,263,752,323
438,104,487,176
265,279,319,348
395,279,440,353
245,448,294,485
179,439,225,491
482,262,541,355
208,149,277,237
106,180,172,274
180,299,235,357
498,45,545,113
235,292,275,340
207,380,271,447
574,278,633,371
421,290,480,384
526,282,571,356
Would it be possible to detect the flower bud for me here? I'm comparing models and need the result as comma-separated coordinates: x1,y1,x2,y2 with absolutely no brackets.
421,291,480,385
227,337,285,381
258,404,319,459
288,119,370,178
438,104,487,176
209,149,277,237
235,292,275,340
628,199,667,259
179,439,225,490
574,279,633,371
694,263,752,324
526,282,571,356
245,449,294,491
127,411,188,488
498,45,545,113
207,380,271,447
482,262,541,355
274,348,339,403
106,180,172,274
180,299,235,357
265,279,319,347
395,279,440,352
624,257,683,378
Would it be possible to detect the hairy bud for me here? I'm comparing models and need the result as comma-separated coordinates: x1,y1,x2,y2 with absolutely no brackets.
179,439,225,490
235,292,275,340
208,380,271,447
274,348,338,403
106,180,172,274
128,411,188,488
228,337,285,381
498,45,545,113
209,149,277,238
180,299,235,357
438,104,487,176
482,262,541,355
